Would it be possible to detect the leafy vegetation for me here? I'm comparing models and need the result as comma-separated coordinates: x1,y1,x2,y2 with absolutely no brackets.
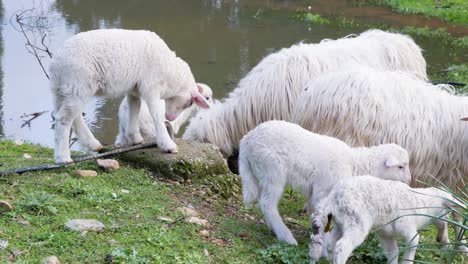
366,0,468,24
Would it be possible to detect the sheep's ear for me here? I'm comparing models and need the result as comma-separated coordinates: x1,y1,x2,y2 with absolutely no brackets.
197,84,205,93
385,156,400,168
461,116,468,121
191,90,211,109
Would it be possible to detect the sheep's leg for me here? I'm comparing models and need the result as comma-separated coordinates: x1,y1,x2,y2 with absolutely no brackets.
452,213,468,253
144,95,177,153
54,104,81,163
72,114,103,151
332,224,368,264
259,177,297,245
170,105,195,135
125,94,144,145
377,235,399,264
401,231,419,264
435,219,449,249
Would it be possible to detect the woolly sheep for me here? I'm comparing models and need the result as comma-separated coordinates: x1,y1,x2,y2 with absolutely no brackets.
115,83,213,145
183,29,427,158
291,67,468,191
309,175,463,264
49,29,210,163
239,121,411,245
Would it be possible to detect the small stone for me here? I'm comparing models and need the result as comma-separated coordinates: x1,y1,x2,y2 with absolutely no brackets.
285,217,299,225
111,193,117,198
23,153,31,159
177,207,199,217
42,256,60,264
199,230,210,238
211,238,225,247
202,248,209,257
96,159,120,171
18,220,30,226
186,217,210,228
14,139,23,145
0,240,8,250
107,239,117,246
64,219,105,232
0,200,13,212
75,170,97,177
121,189,130,194
157,216,174,223
196,190,206,196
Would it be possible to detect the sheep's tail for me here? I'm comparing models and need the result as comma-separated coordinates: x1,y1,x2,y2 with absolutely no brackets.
309,207,333,263
238,151,259,209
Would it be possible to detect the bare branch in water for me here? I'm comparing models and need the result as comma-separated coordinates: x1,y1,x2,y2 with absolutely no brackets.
20,110,49,128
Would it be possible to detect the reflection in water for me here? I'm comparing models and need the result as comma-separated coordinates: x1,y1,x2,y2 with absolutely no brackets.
1,0,466,148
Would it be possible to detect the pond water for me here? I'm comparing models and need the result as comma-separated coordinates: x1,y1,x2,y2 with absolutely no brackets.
0,0,467,150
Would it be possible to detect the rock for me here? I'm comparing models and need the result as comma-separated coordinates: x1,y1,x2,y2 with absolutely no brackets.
199,230,210,238
211,238,225,247
119,139,229,180
121,189,130,194
157,216,174,223
111,193,117,198
18,220,30,226
75,170,97,177
0,240,8,250
96,159,120,171
107,239,117,246
42,256,60,264
0,200,13,212
203,248,209,257
186,217,210,228
64,219,105,232
177,207,199,217
23,153,31,159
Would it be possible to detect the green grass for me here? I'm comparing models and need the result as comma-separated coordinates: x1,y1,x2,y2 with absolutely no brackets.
0,140,466,263
367,0,468,24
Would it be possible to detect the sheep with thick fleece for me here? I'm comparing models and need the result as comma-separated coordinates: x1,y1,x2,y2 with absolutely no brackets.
291,67,468,191
239,121,411,245
183,29,427,157
309,176,463,264
115,83,213,145
50,29,210,163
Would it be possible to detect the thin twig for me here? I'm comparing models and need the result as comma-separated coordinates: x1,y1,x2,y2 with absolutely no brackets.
20,110,48,128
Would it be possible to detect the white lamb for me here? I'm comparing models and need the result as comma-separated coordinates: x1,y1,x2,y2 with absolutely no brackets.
309,175,463,264
49,29,210,163
291,67,468,192
183,29,427,158
115,83,213,145
239,120,411,245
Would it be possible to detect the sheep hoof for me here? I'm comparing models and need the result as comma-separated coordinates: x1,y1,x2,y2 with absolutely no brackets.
55,156,73,164
167,148,178,154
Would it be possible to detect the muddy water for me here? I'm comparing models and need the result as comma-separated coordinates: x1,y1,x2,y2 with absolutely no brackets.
1,0,467,150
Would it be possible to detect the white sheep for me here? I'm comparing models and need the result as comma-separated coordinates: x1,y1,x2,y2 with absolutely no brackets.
115,83,214,145
239,120,411,245
309,175,463,264
49,29,210,163
183,29,427,157
291,67,468,192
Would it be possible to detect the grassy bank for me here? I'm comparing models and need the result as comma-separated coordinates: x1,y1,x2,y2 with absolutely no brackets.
0,141,465,263
367,0,468,24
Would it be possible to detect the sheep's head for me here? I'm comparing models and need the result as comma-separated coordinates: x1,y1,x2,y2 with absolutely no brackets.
164,83,211,121
372,143,412,185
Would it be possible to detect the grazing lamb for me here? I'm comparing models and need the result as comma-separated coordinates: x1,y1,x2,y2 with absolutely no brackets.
50,29,210,163
183,29,427,158
115,83,213,145
239,121,411,245
291,67,468,191
309,175,463,264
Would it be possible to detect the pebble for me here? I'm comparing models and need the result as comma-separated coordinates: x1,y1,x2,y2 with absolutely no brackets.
0,240,8,250
96,159,120,171
0,200,12,212
121,189,130,194
18,221,30,226
64,219,105,232
107,239,117,246
42,256,60,264
199,230,210,238
203,248,210,257
211,238,225,247
177,207,199,217
23,153,31,159
75,170,98,177
186,217,210,228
